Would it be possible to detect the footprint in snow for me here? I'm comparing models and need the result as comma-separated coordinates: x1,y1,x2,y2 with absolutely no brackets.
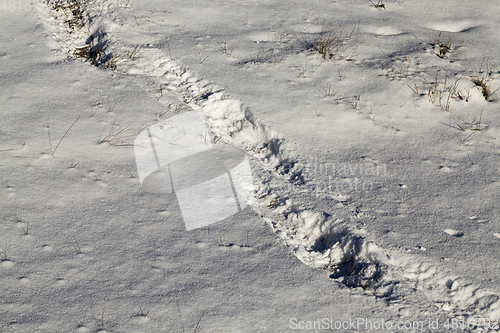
439,166,453,173
444,229,463,237
0,260,14,269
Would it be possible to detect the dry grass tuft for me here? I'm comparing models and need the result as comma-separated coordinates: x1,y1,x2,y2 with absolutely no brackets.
471,73,499,100
50,0,142,69
435,32,453,58
315,24,342,60
73,31,117,68
373,0,386,10
312,23,361,61
50,0,87,32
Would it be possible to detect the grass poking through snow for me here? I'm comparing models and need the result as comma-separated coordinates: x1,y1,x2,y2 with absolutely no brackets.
471,73,499,101
50,0,142,69
313,23,361,61
314,24,342,60
434,32,461,58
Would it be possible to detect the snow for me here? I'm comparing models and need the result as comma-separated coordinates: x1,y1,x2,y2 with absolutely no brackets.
1,0,500,331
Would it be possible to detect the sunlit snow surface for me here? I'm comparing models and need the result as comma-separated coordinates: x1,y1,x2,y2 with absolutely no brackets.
1,0,500,331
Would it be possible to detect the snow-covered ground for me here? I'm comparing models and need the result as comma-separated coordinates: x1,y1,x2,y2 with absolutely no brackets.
1,0,500,331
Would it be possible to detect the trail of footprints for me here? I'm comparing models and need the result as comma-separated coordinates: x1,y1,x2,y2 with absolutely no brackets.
37,0,500,322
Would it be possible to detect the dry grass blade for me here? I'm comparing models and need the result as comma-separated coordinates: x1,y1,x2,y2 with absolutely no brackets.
461,132,475,145
72,235,82,253
323,84,338,98
99,123,134,146
122,44,144,61
250,235,265,248
101,309,107,331
219,231,228,246
193,312,204,333
471,109,484,131
52,117,80,156
19,217,29,235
